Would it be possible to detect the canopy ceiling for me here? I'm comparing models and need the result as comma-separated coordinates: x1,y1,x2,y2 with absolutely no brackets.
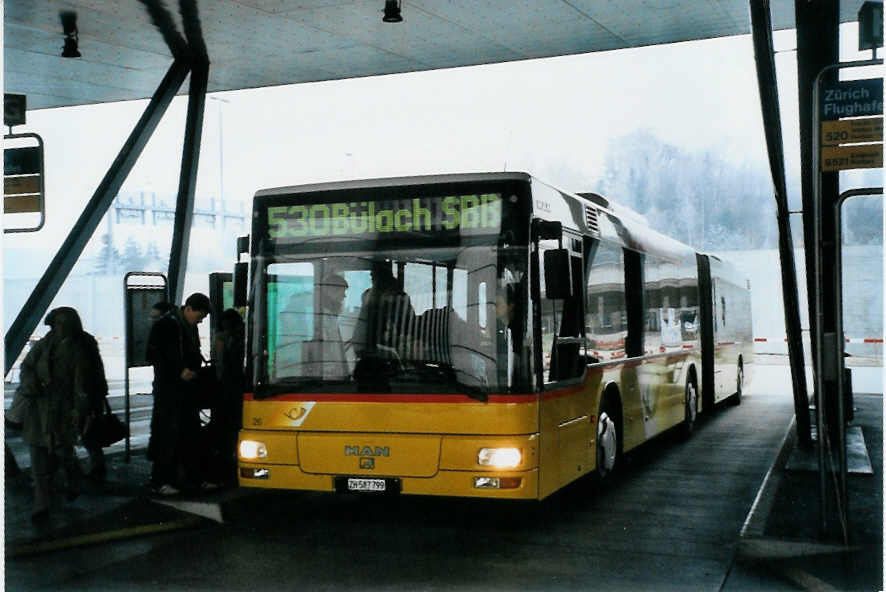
5,1,868,110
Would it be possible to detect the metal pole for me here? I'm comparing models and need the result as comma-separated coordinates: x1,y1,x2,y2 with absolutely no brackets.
124,274,132,463
4,60,190,376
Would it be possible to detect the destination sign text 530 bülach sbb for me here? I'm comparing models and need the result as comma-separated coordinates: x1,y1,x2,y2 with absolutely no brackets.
267,194,502,240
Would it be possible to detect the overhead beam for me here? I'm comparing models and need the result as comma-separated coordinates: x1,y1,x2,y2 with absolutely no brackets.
167,60,209,304
4,60,190,375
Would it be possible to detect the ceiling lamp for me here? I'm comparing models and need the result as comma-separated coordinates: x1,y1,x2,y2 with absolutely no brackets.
383,0,403,23
60,11,81,58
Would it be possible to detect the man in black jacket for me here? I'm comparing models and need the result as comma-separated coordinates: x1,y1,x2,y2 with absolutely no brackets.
146,292,211,495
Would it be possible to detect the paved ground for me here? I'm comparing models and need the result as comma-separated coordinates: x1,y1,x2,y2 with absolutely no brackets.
3,364,882,591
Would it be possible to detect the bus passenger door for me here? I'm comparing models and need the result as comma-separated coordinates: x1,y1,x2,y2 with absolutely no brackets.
535,229,591,493
712,279,725,396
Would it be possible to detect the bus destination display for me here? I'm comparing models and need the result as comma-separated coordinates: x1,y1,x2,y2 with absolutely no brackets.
267,193,502,240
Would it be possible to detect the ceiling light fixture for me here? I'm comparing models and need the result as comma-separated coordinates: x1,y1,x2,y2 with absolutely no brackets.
382,0,403,23
60,11,81,58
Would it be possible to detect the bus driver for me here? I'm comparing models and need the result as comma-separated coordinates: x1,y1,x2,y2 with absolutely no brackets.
351,261,414,387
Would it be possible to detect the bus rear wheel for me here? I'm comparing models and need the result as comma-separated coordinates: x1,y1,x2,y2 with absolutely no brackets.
679,380,698,440
731,363,744,406
596,399,620,479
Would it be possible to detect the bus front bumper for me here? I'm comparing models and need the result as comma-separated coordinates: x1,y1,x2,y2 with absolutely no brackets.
238,462,538,499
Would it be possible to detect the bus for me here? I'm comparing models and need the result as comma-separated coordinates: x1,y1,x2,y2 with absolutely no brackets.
236,172,752,500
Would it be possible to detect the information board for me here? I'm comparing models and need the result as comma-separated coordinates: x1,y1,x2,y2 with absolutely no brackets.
4,133,45,230
126,286,168,368
820,116,883,146
820,144,884,171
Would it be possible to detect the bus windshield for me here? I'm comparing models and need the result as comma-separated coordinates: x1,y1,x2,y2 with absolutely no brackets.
255,245,530,397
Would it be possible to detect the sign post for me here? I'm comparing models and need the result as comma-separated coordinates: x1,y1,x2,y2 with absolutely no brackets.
812,59,883,539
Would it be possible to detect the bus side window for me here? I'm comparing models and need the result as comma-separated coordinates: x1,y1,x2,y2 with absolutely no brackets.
585,240,626,362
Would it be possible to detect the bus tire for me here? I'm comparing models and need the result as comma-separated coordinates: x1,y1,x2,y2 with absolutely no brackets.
596,395,621,480
679,379,698,441
730,362,744,406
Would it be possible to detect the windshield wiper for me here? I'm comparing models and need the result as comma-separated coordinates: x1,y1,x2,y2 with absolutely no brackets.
256,376,351,398
402,362,489,402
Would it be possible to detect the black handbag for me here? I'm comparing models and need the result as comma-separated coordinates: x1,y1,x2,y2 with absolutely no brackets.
193,361,220,410
82,398,129,449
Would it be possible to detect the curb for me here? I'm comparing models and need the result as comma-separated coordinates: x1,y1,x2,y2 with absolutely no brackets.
737,415,858,560
7,515,205,557
739,415,796,540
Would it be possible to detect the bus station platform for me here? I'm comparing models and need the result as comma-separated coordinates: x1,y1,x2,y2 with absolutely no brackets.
4,446,226,560
726,391,883,591
4,389,883,591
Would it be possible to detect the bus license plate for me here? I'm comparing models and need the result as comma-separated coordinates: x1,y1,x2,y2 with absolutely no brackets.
347,478,386,492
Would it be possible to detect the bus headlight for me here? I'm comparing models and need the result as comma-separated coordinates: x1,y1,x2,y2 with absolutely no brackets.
477,447,521,468
239,440,267,460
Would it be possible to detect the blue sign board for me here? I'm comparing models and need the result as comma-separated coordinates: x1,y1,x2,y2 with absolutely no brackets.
821,78,883,120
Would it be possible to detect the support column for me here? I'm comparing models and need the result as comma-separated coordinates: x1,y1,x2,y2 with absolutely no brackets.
796,0,840,397
4,60,191,375
749,0,812,448
796,0,840,537
167,60,209,304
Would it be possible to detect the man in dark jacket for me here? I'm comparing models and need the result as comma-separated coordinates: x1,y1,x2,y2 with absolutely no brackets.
146,292,211,495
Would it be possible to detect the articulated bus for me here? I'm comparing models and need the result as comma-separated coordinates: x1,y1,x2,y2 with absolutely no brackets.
236,172,753,500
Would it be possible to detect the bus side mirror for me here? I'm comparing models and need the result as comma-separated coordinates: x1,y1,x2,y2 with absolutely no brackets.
236,235,250,256
233,262,248,308
532,219,562,241
544,249,573,299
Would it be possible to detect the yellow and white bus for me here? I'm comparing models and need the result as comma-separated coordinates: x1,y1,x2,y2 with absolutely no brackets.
237,172,752,500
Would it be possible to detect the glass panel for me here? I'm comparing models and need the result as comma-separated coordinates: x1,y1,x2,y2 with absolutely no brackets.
841,195,883,362
258,246,529,395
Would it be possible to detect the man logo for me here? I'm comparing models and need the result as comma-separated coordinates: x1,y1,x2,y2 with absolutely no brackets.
360,457,375,470
345,445,390,457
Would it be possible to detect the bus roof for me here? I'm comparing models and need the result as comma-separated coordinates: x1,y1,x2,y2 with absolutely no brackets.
253,171,708,266
254,172,532,198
